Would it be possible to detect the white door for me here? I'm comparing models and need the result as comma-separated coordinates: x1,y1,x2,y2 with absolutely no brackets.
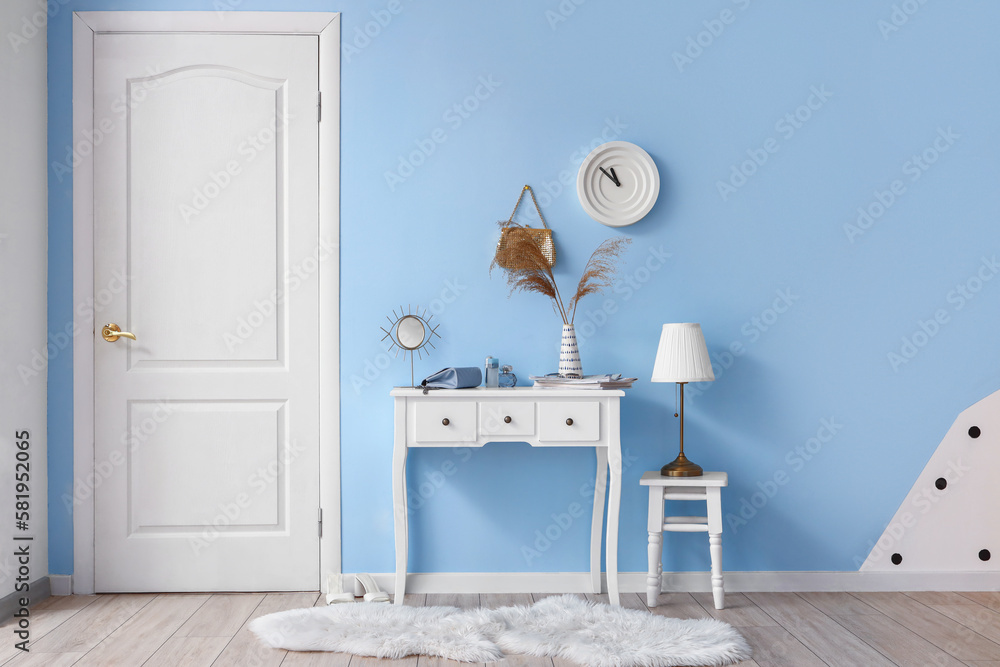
92,31,323,592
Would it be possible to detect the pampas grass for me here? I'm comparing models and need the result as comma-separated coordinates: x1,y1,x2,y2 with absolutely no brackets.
569,237,631,322
491,222,630,325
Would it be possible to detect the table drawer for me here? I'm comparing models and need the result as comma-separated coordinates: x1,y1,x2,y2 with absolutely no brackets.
538,401,600,442
479,401,535,438
414,401,476,442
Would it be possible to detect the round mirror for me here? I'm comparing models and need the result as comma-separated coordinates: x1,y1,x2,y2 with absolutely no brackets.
396,315,426,350
380,306,442,387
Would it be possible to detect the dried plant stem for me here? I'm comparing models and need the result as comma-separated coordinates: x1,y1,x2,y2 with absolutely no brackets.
548,267,570,324
568,237,631,323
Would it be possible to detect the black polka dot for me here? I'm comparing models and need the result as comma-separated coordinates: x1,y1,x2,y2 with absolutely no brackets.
891,553,903,565
980,549,991,562
969,426,981,438
935,477,947,490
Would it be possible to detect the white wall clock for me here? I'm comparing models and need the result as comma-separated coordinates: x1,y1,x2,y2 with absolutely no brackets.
577,141,660,227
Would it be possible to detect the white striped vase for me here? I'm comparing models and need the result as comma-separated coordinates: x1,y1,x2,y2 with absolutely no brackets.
558,324,583,377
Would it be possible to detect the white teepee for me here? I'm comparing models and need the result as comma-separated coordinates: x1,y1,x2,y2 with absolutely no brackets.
861,388,999,572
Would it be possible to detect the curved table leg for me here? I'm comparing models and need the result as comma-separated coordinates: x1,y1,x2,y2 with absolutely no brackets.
392,400,408,605
591,447,608,595
606,399,622,606
606,436,622,606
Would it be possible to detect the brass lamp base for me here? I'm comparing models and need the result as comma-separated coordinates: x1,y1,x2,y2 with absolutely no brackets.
661,452,703,477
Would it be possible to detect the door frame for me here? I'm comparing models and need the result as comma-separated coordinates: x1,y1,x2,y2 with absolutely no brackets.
71,11,341,595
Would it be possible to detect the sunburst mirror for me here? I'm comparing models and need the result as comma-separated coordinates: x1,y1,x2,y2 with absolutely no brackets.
381,305,441,387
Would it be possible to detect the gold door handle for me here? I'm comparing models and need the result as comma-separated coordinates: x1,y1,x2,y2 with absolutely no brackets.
102,323,136,342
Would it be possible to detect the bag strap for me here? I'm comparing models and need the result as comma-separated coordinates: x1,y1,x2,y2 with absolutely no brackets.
507,185,549,230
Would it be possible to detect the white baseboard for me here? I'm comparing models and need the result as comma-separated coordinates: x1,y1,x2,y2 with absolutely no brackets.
49,574,72,596
343,571,1000,595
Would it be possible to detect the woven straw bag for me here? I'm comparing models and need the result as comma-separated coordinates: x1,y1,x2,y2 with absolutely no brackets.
494,185,556,269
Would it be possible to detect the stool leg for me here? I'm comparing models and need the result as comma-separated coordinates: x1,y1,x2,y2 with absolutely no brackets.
709,532,724,609
647,531,662,607
706,485,725,610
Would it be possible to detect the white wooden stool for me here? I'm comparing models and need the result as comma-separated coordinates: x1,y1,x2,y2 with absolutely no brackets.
640,470,728,610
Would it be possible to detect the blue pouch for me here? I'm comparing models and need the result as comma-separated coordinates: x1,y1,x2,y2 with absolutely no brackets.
420,367,482,389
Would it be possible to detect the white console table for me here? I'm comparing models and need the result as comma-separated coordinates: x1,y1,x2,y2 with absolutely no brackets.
391,387,624,606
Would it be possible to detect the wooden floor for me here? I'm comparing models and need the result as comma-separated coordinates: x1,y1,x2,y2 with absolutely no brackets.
3,590,1000,666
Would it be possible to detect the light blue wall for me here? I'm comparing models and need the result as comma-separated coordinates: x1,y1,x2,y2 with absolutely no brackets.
47,0,1000,576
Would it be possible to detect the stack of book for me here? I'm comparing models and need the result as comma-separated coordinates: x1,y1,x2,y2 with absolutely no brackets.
529,373,636,389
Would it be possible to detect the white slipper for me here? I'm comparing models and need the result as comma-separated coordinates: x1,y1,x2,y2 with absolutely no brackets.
324,573,355,604
356,573,390,603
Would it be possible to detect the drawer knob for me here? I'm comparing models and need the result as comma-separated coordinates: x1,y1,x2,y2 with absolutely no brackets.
504,415,512,423
566,418,574,426
442,418,450,426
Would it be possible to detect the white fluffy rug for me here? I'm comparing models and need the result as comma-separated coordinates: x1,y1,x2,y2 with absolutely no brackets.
249,594,751,666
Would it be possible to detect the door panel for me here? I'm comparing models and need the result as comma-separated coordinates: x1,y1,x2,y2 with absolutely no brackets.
129,400,283,530
129,67,284,365
93,33,320,592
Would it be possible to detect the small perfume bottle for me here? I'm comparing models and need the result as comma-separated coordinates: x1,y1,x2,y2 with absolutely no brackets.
499,364,517,388
485,356,499,387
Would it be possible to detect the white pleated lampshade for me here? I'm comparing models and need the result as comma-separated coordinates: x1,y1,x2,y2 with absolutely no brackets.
651,323,715,383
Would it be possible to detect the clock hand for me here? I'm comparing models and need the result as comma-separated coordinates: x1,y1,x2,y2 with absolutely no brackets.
609,167,620,186
599,166,621,187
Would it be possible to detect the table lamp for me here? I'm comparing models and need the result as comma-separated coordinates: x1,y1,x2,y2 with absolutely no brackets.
651,323,715,477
